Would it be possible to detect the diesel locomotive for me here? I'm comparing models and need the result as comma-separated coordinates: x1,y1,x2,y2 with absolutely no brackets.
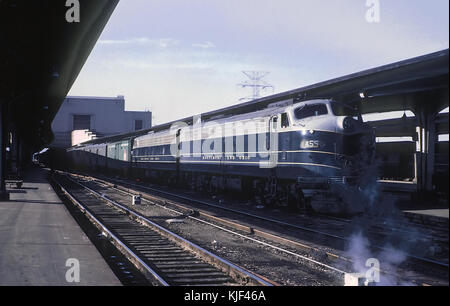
66,98,376,214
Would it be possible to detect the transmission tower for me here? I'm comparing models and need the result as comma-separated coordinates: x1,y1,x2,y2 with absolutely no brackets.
237,71,274,102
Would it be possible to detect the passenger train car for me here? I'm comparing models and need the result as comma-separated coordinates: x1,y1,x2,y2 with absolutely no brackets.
66,99,376,214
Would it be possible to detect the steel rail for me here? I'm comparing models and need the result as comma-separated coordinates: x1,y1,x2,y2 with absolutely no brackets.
74,174,426,286
51,176,170,286
65,174,275,286
90,177,349,275
67,172,450,285
92,174,449,270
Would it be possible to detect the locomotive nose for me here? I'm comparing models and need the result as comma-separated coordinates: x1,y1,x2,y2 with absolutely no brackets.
339,116,371,135
342,117,356,132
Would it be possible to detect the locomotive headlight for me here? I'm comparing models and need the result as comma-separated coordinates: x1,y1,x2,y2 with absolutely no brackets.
301,130,307,136
309,130,314,134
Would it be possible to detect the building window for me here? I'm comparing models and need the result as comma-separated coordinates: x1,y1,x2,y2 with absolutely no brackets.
135,120,143,131
73,115,91,130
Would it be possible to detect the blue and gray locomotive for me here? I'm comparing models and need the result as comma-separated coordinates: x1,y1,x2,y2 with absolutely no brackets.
67,99,375,214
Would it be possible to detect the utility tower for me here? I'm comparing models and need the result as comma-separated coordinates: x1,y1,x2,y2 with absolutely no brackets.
237,71,274,102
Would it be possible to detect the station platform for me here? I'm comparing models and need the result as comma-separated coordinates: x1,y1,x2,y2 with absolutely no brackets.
402,209,449,229
403,209,449,219
378,180,418,193
378,180,449,225
0,167,121,286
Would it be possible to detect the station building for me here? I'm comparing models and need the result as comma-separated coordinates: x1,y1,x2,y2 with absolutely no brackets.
51,95,152,148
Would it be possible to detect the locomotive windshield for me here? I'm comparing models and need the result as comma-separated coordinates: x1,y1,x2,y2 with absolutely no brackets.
331,101,359,117
294,104,328,120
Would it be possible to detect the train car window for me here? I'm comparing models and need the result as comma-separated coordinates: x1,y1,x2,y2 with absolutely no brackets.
281,113,289,128
294,104,328,120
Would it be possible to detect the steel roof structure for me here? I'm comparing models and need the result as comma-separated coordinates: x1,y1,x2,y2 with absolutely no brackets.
0,0,120,150
80,49,449,146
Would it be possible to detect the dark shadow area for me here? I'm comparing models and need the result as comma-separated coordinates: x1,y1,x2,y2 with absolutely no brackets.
396,198,450,211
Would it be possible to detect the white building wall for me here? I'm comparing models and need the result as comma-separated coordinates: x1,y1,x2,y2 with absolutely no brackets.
51,96,152,148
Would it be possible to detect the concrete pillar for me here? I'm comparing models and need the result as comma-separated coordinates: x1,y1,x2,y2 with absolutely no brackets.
414,110,426,192
10,128,23,179
0,106,4,196
0,104,9,200
414,124,423,190
10,127,17,175
426,112,437,191
413,151,418,184
415,105,438,194
420,111,427,191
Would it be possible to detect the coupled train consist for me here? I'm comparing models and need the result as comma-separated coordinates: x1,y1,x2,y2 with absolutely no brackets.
60,99,375,214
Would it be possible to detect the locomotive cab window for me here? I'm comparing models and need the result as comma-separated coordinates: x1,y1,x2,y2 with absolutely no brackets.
294,104,328,120
272,116,278,129
281,113,289,128
330,101,359,118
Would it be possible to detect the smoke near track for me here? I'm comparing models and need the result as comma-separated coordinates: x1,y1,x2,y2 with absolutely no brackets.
346,231,414,286
339,149,417,285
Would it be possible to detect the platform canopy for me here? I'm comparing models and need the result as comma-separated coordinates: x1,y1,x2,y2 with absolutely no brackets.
0,0,120,151
200,49,449,120
95,49,448,142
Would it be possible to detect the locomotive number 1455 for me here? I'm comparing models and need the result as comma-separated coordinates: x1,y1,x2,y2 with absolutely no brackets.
300,140,320,149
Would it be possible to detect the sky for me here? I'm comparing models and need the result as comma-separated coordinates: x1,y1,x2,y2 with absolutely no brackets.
68,0,449,125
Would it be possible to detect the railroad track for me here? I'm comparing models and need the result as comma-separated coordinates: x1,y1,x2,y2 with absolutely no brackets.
51,173,274,286
317,208,449,238
85,172,449,271
63,171,449,286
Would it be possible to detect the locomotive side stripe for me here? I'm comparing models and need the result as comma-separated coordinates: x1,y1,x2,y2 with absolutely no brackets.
133,150,346,158
134,159,342,170
135,160,176,163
